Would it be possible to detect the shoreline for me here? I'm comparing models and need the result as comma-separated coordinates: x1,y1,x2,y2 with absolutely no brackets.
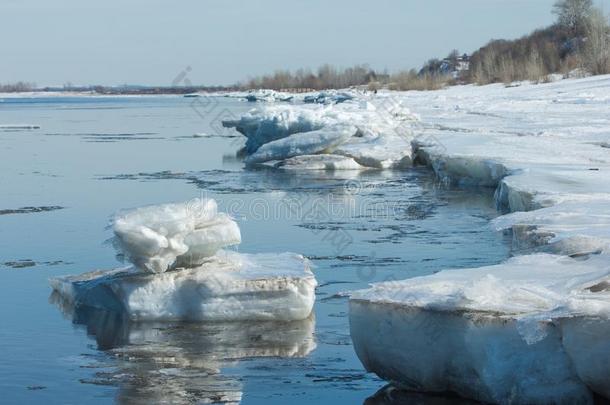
347,74,610,402
0,73,587,100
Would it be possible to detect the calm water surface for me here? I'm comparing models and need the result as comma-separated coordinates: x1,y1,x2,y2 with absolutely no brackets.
0,96,510,404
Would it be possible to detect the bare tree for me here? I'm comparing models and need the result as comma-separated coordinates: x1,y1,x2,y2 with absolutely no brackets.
0,81,35,92
553,0,593,34
447,49,460,65
581,8,610,74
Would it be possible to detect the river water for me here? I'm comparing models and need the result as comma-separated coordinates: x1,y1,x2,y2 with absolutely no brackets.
0,96,509,404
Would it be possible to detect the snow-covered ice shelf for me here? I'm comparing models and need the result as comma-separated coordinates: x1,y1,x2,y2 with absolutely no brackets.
347,75,610,403
350,254,610,403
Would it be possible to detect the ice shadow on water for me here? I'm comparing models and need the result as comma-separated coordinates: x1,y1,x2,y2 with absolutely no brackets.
366,384,610,405
365,384,481,405
97,166,435,195
50,292,316,404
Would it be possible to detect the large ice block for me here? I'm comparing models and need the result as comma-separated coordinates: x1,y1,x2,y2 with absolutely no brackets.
223,100,417,167
349,253,610,403
112,199,241,273
51,251,317,322
245,125,356,165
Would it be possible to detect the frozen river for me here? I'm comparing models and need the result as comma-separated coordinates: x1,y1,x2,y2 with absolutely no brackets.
0,95,509,404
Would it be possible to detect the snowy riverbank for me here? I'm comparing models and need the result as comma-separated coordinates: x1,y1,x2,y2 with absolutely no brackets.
347,75,610,402
223,75,610,402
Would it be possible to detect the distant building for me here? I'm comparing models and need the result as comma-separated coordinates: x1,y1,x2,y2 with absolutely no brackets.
419,53,470,80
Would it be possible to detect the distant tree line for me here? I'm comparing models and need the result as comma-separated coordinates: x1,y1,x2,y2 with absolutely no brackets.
88,85,237,95
241,0,609,91
0,82,237,95
239,64,382,91
0,81,35,92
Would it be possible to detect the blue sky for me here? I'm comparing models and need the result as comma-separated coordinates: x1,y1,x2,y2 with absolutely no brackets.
1,0,609,86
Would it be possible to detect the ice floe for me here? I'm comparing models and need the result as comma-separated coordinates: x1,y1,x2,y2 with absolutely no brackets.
302,90,354,104
245,125,356,165
222,105,327,154
51,250,316,322
223,98,417,168
51,199,317,322
245,89,294,103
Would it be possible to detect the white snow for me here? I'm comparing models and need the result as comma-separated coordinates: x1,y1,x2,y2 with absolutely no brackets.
492,168,610,256
347,75,610,403
112,199,241,273
51,250,317,322
221,89,356,104
219,89,295,103
351,253,610,328
334,130,412,169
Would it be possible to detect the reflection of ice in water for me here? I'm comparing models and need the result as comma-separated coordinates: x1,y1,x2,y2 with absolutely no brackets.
51,292,316,404
365,385,478,405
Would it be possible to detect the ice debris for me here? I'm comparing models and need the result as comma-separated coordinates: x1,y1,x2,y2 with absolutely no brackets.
223,99,417,169
51,199,317,322
112,199,241,273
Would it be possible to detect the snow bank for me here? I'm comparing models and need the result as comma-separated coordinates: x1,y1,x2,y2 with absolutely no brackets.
492,197,610,255
352,253,610,329
51,250,317,322
405,77,610,256
350,253,610,403
349,75,610,403
335,130,412,169
112,199,241,273
223,98,417,168
492,168,610,256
